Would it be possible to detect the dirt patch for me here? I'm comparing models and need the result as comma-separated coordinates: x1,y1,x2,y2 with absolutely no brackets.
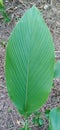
0,0,60,130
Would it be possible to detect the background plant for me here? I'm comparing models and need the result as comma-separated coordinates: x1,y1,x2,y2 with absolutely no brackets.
0,0,10,22
49,107,60,130
5,6,60,130
0,0,3,6
32,111,44,128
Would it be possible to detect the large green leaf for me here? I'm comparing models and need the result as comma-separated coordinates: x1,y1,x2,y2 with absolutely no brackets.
5,6,55,117
49,107,60,130
54,60,60,78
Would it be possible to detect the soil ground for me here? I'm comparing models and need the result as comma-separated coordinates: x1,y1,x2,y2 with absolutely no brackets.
0,0,60,130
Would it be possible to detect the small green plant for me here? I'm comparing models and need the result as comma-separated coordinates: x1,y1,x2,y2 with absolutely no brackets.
32,111,44,127
5,6,60,130
0,0,3,6
0,0,10,22
0,41,6,47
45,109,50,119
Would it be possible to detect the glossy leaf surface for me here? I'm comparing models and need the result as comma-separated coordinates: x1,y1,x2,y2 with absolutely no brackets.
5,6,55,117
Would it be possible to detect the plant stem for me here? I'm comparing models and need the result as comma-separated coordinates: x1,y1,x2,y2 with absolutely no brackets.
25,119,28,130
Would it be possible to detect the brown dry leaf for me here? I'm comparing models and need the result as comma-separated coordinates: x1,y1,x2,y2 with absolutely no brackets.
17,120,20,125
18,0,23,4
